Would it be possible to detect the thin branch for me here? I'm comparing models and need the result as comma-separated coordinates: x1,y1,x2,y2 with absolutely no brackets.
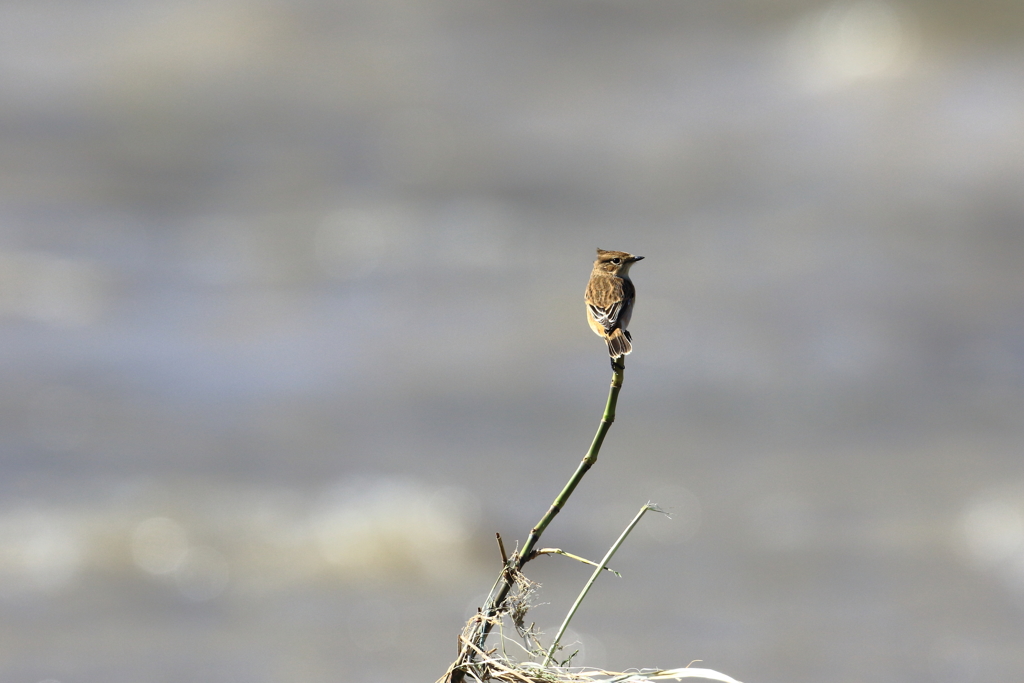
543,504,665,666
497,533,509,566
449,359,627,683
533,548,621,577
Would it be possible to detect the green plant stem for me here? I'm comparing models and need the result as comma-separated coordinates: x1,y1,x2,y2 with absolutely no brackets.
450,358,625,682
542,503,658,667
517,357,624,566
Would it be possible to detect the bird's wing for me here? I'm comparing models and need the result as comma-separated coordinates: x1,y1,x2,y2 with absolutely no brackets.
586,276,631,334
588,301,623,334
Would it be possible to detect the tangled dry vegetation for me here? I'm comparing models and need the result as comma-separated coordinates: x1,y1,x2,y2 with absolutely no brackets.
438,560,742,683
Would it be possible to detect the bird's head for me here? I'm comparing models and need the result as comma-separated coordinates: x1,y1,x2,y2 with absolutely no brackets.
594,248,644,275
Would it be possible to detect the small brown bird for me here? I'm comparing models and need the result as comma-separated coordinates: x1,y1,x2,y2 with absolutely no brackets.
585,248,644,362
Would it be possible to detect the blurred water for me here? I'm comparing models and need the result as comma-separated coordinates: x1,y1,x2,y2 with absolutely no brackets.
2,1,1024,681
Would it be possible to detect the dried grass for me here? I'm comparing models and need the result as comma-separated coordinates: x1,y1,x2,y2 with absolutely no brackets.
439,568,742,683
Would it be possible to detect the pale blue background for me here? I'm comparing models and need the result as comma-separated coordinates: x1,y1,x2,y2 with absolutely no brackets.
1,1,1023,682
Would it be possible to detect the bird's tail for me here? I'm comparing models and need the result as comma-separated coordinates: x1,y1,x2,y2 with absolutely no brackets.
606,328,632,359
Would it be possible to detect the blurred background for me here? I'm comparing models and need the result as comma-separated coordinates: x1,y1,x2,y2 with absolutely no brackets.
2,0,1024,681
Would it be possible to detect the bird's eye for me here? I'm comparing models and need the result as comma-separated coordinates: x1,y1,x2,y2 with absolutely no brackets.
611,258,621,264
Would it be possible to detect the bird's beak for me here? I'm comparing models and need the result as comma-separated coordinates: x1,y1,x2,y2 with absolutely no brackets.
630,255,645,262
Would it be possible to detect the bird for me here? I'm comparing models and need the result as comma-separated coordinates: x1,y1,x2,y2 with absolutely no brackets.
585,248,643,364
